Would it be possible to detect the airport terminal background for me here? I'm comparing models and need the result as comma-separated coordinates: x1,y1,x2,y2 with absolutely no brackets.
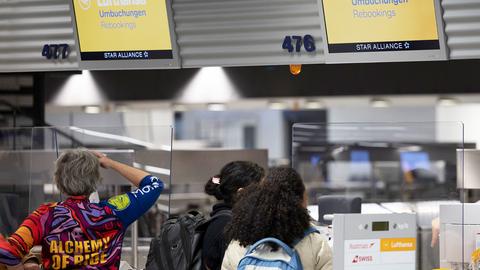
1,0,480,269
0,70,479,270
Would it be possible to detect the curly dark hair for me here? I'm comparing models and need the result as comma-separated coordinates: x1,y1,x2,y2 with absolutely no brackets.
204,161,265,206
225,167,311,247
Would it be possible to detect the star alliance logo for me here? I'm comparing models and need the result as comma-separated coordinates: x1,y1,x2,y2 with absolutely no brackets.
78,0,92,10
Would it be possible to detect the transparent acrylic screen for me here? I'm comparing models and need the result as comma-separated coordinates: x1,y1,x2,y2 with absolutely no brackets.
0,128,34,240
11,125,173,269
292,122,466,270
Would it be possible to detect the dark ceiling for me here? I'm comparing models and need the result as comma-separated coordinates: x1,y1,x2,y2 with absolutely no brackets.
44,59,480,102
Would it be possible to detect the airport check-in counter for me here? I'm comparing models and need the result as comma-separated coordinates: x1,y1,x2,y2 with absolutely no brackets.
0,122,474,269
294,122,469,269
308,200,450,270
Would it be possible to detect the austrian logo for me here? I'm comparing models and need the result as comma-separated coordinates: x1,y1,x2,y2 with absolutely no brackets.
349,242,375,250
78,0,92,10
352,255,373,264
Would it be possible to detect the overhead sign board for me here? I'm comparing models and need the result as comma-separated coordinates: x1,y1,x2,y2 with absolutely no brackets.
71,0,179,69
318,0,447,63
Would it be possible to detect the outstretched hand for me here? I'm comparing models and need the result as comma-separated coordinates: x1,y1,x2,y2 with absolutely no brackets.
90,149,149,187
90,150,112,169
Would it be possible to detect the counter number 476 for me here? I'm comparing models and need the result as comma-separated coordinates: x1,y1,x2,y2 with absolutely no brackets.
282,35,316,53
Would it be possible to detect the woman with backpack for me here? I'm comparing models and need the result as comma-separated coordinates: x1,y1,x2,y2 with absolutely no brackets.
202,161,265,270
221,167,332,270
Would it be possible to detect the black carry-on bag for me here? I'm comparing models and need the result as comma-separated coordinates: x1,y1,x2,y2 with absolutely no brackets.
145,210,231,270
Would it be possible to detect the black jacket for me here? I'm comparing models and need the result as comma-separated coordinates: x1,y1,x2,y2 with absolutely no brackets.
202,203,232,270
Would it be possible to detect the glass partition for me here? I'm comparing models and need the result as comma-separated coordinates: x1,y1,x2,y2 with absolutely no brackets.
0,128,33,238
292,122,466,270
28,125,173,269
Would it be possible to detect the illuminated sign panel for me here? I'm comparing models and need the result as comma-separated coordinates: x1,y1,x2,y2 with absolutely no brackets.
344,238,416,270
71,0,178,69
318,0,447,62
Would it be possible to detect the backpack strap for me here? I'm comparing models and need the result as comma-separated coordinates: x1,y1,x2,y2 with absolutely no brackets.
303,227,319,237
292,226,319,246
246,237,296,257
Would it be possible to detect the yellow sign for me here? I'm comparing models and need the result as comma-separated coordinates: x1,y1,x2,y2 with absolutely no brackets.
380,238,416,252
72,0,173,61
321,0,440,53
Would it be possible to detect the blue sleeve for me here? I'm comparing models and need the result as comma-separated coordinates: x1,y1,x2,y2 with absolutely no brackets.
102,175,164,227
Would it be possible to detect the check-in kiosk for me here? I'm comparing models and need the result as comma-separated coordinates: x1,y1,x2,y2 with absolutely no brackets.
333,213,417,270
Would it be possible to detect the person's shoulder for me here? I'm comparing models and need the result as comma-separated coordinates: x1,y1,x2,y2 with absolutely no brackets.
228,240,242,247
310,231,329,242
208,209,232,226
93,198,123,215
210,212,232,224
41,202,58,207
298,230,329,248
35,202,58,213
222,240,246,269
225,240,246,255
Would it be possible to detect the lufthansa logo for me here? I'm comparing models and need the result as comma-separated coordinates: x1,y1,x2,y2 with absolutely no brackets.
78,0,92,10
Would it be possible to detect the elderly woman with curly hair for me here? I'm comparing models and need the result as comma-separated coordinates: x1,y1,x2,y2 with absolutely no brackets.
0,149,164,270
221,167,332,270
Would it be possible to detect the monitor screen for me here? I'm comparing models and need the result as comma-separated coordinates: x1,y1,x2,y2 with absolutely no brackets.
351,150,370,163
349,150,371,182
71,0,178,69
400,152,431,172
372,221,389,232
318,0,447,63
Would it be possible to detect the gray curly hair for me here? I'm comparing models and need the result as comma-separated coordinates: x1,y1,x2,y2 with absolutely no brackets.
54,149,102,196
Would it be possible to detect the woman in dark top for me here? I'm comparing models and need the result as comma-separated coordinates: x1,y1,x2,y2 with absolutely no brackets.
202,161,265,270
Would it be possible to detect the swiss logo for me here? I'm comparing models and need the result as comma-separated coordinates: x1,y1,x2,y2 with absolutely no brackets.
352,255,373,264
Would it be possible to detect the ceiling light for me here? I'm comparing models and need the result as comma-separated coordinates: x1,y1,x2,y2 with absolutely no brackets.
53,70,105,106
304,100,324,109
269,101,287,110
207,103,226,111
370,98,391,108
83,105,101,114
178,67,239,103
398,146,422,152
437,97,459,107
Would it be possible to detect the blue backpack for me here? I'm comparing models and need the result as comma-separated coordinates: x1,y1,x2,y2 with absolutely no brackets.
237,227,319,270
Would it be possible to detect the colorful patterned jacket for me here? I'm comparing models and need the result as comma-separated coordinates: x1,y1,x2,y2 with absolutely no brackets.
0,175,163,270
